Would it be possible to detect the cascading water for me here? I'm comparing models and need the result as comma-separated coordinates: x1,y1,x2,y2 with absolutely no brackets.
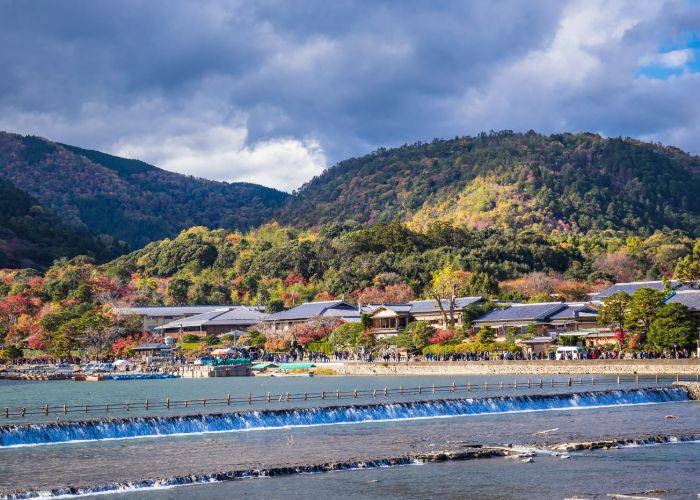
0,387,688,448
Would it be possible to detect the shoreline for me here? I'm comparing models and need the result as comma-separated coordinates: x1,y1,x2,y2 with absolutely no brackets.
331,359,700,376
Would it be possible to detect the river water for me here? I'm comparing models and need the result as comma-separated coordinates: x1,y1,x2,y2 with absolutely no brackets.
0,375,698,498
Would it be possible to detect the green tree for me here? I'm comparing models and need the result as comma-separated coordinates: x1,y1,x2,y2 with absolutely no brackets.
648,303,697,350
404,321,435,350
598,292,631,333
329,322,362,350
166,278,191,306
1,344,23,361
674,239,700,288
625,287,665,344
360,313,373,331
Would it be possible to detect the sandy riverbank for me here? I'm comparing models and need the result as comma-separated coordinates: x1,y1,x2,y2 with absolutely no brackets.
329,359,700,376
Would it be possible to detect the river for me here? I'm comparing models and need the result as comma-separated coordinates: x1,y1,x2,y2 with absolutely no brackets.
0,375,698,498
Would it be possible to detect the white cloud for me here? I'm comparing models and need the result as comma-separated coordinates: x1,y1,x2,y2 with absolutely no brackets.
113,124,327,192
642,48,694,68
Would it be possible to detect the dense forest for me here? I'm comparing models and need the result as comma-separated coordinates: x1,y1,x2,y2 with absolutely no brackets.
91,222,698,306
279,131,700,235
1,129,699,357
0,179,126,269
0,132,290,250
1,221,697,358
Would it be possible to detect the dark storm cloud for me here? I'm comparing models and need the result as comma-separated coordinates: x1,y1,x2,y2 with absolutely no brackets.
0,0,697,190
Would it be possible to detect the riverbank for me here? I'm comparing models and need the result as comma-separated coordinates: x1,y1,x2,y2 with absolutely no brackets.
334,359,700,376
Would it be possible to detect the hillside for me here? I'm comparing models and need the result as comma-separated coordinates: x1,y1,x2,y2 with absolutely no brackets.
278,132,700,235
0,132,290,249
0,178,126,269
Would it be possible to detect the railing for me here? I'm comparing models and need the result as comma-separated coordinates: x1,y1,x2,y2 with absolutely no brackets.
1,374,693,420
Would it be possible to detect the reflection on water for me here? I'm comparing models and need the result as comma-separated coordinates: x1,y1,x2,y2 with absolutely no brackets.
117,442,700,500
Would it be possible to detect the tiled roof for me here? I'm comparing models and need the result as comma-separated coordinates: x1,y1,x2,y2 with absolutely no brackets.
264,301,358,321
409,297,483,314
156,307,267,330
548,303,598,320
473,302,567,323
114,305,228,317
132,343,171,351
664,290,700,311
372,304,413,315
594,280,689,298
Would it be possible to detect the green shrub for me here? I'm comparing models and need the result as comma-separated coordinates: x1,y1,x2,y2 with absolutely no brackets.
204,335,220,346
181,333,202,343
306,341,332,355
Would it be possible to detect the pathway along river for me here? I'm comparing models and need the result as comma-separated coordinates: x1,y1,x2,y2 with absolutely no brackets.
0,375,698,498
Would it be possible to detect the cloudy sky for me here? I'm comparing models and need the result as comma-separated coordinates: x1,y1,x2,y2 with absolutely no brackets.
1,0,699,191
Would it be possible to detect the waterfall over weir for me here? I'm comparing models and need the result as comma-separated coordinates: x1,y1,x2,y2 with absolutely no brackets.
0,387,688,448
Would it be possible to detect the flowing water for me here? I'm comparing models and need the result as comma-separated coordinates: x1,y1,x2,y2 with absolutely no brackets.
0,376,698,498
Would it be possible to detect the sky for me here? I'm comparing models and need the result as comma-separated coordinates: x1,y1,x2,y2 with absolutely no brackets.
1,0,699,192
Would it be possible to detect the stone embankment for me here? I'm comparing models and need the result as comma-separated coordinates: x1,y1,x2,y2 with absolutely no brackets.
336,359,700,376
673,381,700,399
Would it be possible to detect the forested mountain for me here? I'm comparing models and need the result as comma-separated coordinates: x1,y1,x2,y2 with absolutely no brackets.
278,131,700,236
0,178,126,269
0,132,290,250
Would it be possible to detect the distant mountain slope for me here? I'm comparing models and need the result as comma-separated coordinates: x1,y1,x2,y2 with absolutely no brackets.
278,131,700,235
0,178,125,269
0,132,290,249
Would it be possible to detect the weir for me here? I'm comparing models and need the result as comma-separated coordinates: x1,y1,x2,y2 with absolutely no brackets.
0,387,689,448
2,432,698,500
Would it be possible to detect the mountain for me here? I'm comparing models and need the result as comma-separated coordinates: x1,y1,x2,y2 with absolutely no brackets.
0,132,290,250
0,178,126,269
278,131,700,236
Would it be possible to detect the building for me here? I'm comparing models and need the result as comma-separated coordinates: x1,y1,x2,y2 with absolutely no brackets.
368,297,485,338
369,304,414,339
114,306,227,331
131,342,174,361
472,302,598,337
664,289,700,320
408,297,485,326
593,280,689,300
546,302,599,333
262,300,361,333
155,306,267,337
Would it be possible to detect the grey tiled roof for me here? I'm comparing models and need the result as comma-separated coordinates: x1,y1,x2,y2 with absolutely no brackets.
664,290,700,311
473,302,567,323
409,297,484,314
548,303,598,320
132,343,171,351
264,301,358,321
372,304,413,315
115,305,228,317
156,307,267,330
594,280,689,298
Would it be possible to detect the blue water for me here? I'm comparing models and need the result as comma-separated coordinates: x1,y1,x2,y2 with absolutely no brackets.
119,441,700,500
0,387,688,447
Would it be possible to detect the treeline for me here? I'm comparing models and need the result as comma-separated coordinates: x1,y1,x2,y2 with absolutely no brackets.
0,132,290,249
0,221,697,359
102,221,695,307
0,179,126,269
280,131,700,235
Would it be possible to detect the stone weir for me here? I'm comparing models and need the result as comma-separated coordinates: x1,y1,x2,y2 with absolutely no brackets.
0,387,689,448
2,433,699,499
673,381,700,400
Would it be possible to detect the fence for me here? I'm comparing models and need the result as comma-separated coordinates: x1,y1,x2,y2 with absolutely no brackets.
2,374,695,419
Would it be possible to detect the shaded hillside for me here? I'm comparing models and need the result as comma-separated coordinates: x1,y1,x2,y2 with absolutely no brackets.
0,132,290,249
278,131,700,235
0,179,126,269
